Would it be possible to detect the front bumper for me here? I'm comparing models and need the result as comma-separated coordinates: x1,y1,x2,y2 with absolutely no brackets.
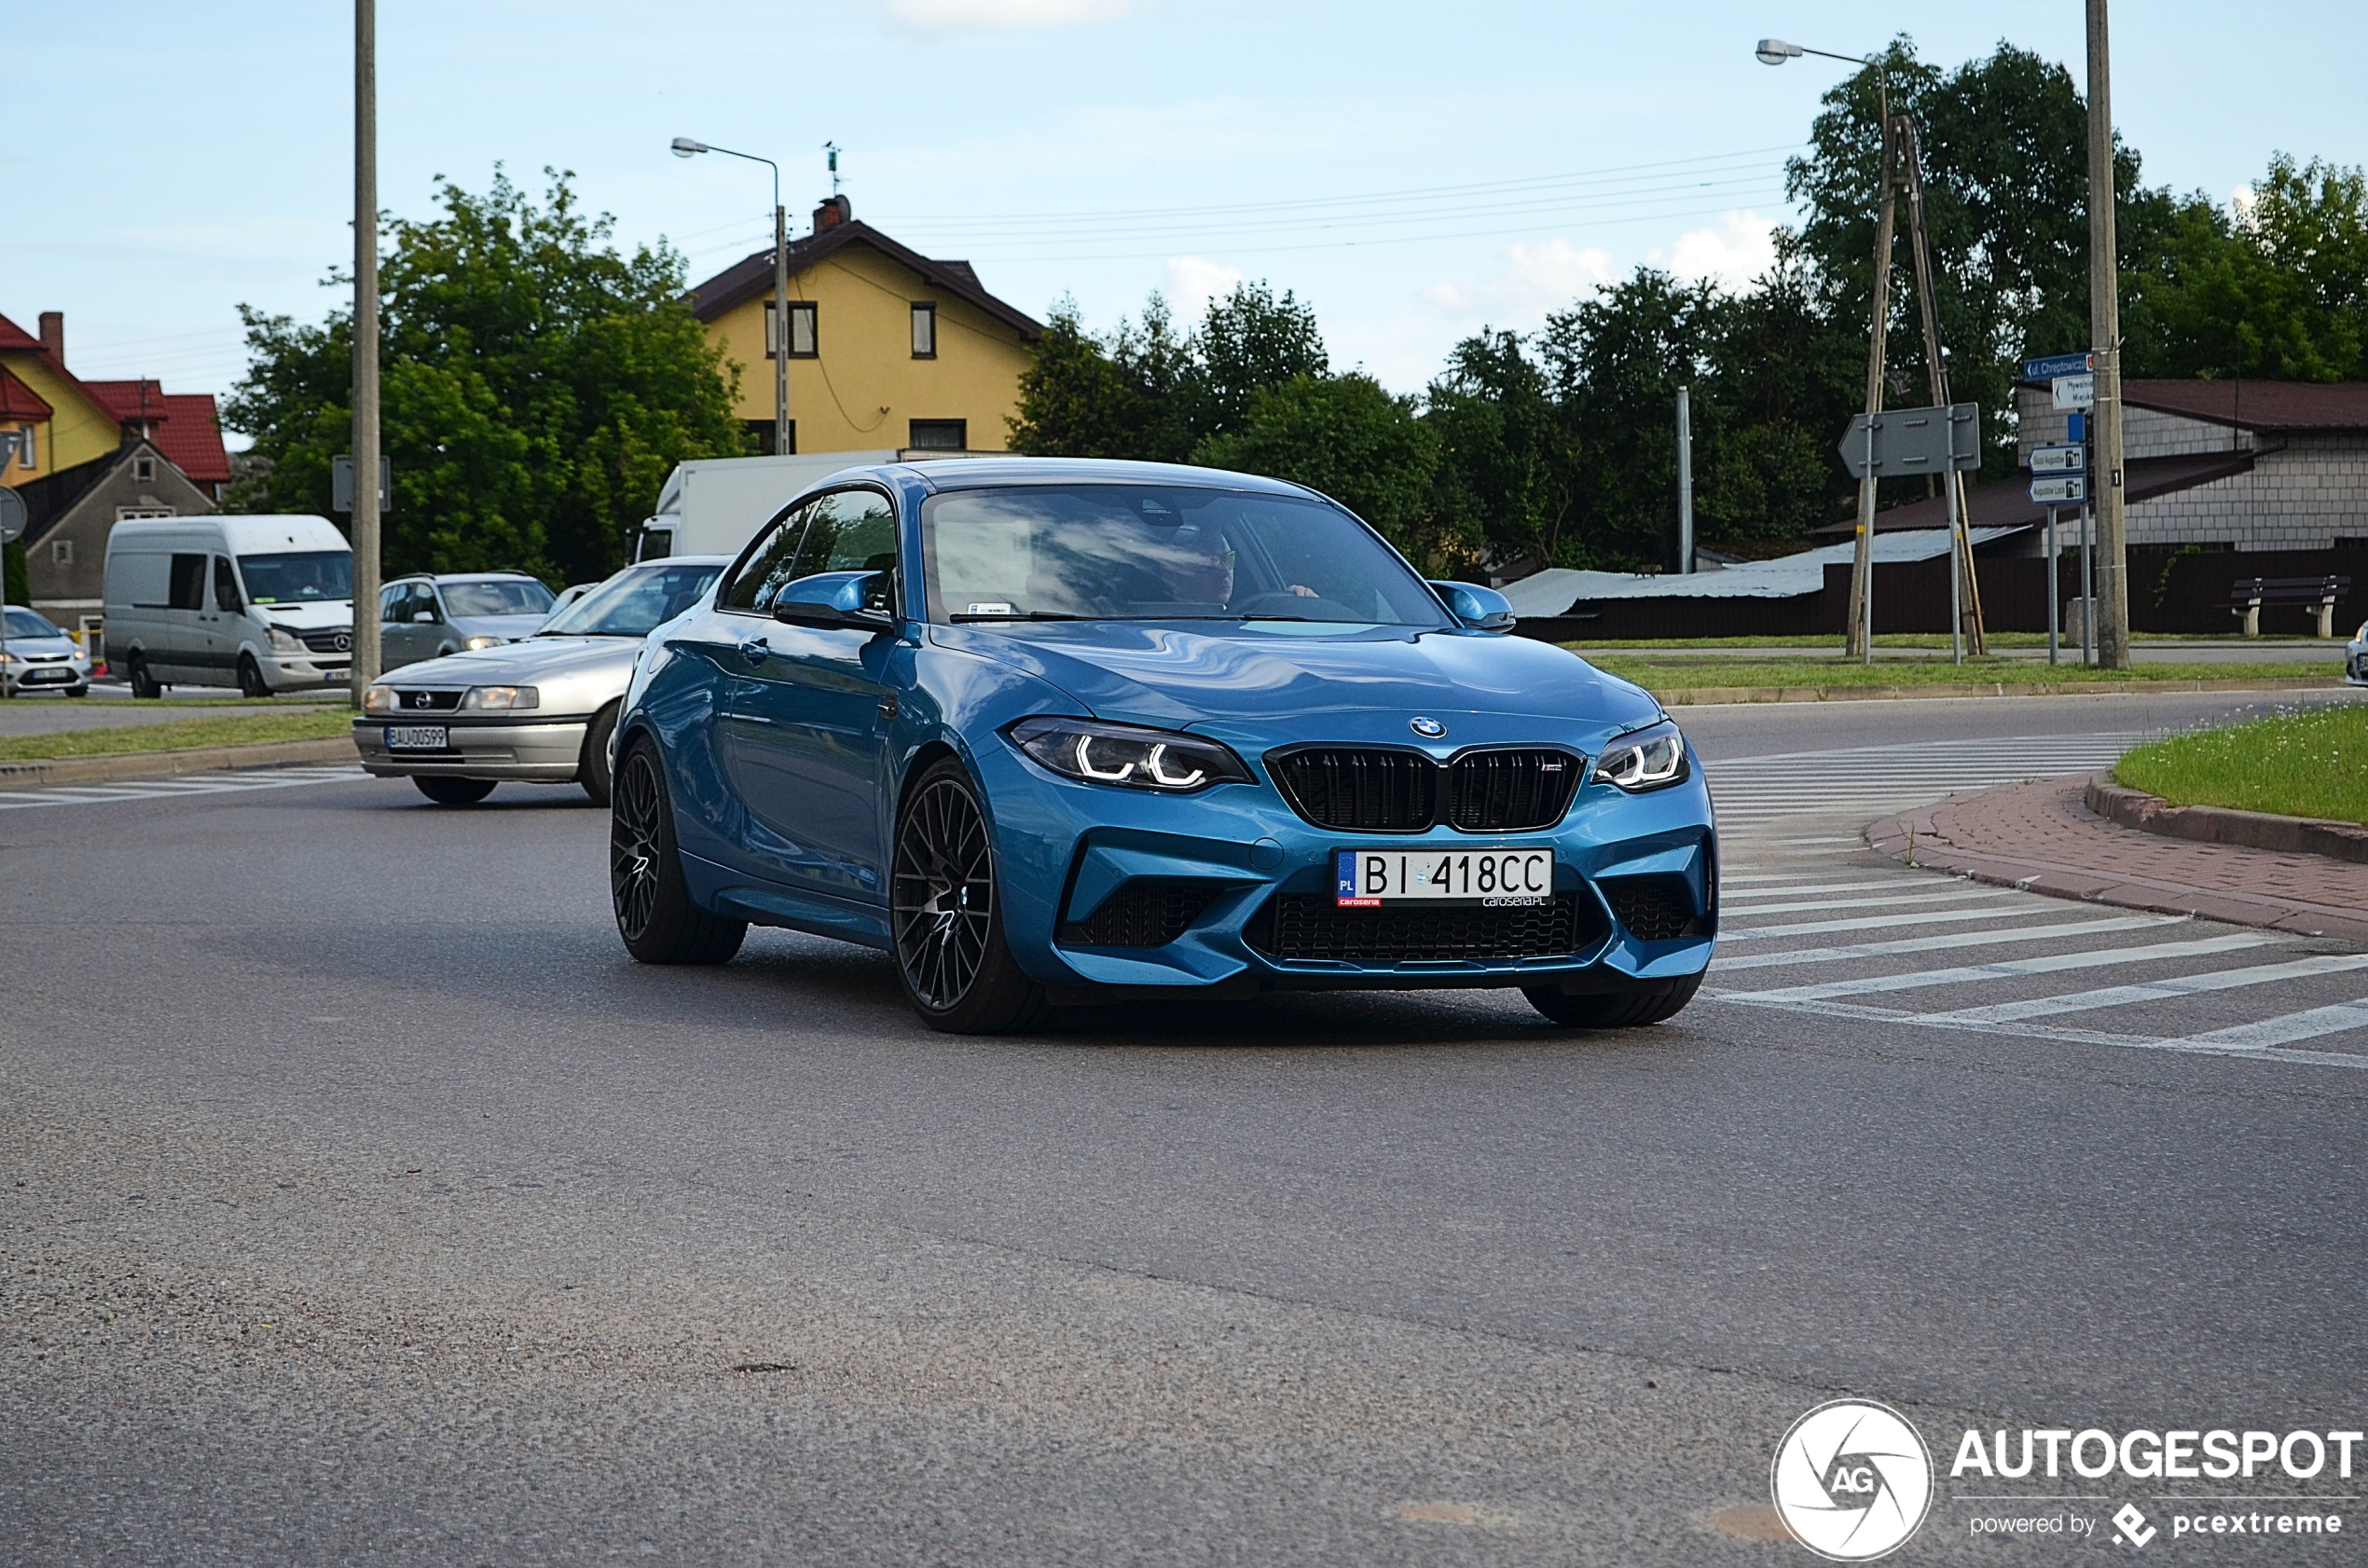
972,723,1717,998
264,653,350,691
2,662,90,694
353,714,591,781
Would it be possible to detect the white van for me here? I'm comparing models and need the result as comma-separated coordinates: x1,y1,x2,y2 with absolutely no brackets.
104,516,354,697
633,451,896,561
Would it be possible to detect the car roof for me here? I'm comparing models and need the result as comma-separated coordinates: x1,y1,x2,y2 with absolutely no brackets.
865,456,1323,499
395,571,546,584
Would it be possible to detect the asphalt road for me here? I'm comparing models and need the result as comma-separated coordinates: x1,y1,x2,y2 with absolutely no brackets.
5,687,2364,1565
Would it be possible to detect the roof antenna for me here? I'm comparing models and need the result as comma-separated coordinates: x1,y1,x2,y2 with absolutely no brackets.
823,142,843,196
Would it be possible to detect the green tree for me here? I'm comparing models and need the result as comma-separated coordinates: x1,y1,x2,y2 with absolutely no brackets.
1187,282,1328,441
1006,295,1195,461
1424,330,1567,569
225,168,746,585
1195,375,1444,561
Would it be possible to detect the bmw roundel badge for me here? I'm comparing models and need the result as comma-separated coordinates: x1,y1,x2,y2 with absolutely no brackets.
1410,716,1447,738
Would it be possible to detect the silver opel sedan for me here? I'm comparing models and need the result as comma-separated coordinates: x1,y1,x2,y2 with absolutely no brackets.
354,557,727,805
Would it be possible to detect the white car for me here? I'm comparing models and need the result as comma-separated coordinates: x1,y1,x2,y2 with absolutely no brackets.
2,605,92,696
353,557,728,805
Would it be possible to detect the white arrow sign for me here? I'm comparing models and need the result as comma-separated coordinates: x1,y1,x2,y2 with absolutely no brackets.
2030,444,2085,474
2030,475,2086,505
2052,374,2095,410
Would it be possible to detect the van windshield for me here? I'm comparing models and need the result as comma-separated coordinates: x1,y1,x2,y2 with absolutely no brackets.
239,552,353,605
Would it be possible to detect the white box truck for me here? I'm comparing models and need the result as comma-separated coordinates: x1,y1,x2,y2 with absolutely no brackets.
104,516,354,697
634,451,897,561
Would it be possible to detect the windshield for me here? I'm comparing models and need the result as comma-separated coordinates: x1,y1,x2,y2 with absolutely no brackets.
239,551,352,605
539,561,725,638
442,579,555,618
4,607,63,640
919,485,1448,627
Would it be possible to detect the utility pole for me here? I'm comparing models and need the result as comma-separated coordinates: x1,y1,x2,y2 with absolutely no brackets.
1898,120,1987,655
1675,386,1694,574
1845,101,1899,663
2087,0,2130,667
351,0,381,702
773,198,790,455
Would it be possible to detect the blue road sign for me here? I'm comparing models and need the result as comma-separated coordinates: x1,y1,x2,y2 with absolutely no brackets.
2024,352,2094,381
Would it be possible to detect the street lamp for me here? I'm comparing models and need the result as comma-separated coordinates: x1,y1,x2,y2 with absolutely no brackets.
673,136,789,456
1755,37,1876,70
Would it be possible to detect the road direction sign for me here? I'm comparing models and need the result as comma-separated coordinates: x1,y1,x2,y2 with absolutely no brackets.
2052,374,2096,410
2030,444,2085,475
2030,475,2086,505
1838,402,1982,479
2024,352,2094,381
0,486,23,545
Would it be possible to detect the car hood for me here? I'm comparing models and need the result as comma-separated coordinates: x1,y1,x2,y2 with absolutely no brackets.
934,621,1659,731
6,635,83,657
374,635,640,714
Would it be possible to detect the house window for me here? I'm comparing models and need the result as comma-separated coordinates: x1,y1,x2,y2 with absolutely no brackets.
116,506,175,521
744,419,795,456
909,420,967,452
51,539,73,567
14,425,32,468
911,303,937,359
765,300,819,358
132,454,157,483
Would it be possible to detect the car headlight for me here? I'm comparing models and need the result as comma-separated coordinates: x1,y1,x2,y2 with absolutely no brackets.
1594,721,1688,791
463,635,504,651
1006,717,1251,792
362,683,397,713
459,685,538,711
267,625,308,652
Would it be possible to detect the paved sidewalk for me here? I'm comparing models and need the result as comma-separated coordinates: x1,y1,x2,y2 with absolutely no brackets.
1868,773,2368,944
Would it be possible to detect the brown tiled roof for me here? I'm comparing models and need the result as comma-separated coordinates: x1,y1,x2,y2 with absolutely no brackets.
685,220,1043,343
2119,378,2368,433
0,366,54,420
1811,449,2259,537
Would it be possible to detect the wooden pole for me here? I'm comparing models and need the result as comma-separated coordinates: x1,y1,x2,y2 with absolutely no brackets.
351,0,381,701
1898,120,1987,653
2087,0,2131,667
1846,103,1899,662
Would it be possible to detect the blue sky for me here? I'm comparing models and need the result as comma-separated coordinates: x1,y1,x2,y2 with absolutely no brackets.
11,1,2364,432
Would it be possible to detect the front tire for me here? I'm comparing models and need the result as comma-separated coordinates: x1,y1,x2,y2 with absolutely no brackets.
127,653,162,699
610,736,746,964
414,776,497,805
578,702,618,806
236,654,272,699
1523,972,1702,1028
890,758,1050,1034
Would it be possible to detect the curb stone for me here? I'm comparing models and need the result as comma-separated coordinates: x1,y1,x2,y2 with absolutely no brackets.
0,737,361,791
2085,774,2368,865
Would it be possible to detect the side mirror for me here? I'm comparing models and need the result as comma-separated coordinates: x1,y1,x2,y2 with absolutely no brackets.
412,610,436,624
772,571,892,630
1429,580,1517,632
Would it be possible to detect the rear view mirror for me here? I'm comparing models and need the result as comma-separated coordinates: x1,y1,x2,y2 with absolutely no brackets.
772,571,892,630
1429,580,1517,632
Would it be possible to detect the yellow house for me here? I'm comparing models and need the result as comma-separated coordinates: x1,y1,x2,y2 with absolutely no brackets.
0,311,132,487
686,197,1042,457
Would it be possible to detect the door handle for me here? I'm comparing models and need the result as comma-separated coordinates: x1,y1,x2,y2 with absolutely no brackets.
740,639,770,665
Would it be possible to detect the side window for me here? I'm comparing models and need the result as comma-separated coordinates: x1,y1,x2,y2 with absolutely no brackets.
420,587,446,624
803,489,900,611
168,553,207,612
380,585,404,621
719,501,816,613
213,556,243,612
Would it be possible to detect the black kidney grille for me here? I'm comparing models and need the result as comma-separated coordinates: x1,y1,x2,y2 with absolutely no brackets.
1059,879,1222,949
1601,874,1706,942
1447,750,1579,831
1270,750,1438,832
1248,892,1602,964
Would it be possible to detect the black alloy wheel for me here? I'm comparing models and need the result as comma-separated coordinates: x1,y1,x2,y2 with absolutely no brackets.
890,759,1050,1033
610,736,745,964
414,776,496,805
127,653,161,699
1521,971,1702,1028
237,654,271,699
578,702,618,806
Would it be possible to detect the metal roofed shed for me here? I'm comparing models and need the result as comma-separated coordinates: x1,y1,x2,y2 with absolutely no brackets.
1503,528,2029,614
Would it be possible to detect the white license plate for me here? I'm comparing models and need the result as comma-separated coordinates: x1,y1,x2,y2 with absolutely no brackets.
1334,848,1555,907
384,725,449,750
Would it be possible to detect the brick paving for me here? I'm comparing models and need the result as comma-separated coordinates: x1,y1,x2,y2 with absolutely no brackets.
1867,773,2368,945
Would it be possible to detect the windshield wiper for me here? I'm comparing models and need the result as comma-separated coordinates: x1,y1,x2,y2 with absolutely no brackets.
1238,613,1318,622
535,628,640,638
949,611,1093,622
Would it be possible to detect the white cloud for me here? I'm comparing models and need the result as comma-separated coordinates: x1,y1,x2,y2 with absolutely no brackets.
1648,210,1778,291
1163,255,1243,321
876,0,1140,35
1419,238,1616,326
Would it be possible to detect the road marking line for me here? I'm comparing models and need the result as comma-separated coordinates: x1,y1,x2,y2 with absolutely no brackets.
1907,955,2368,1026
2175,1000,2368,1052
0,767,369,811
1723,879,1922,900
1714,887,2009,917
1711,915,2188,971
1727,933,2282,1003
1718,901,2028,941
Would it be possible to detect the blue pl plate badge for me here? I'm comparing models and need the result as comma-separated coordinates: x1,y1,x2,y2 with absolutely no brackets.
1335,849,1381,908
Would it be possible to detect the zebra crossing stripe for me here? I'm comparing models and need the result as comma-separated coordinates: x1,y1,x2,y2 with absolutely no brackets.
1718,900,2025,941
1714,887,2009,918
1722,878,1929,901
2164,1000,2368,1052
1727,932,2281,1003
1711,915,2187,972
1906,954,2368,1027
0,766,367,811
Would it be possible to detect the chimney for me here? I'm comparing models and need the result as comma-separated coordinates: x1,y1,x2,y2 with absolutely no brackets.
37,311,63,361
813,195,851,233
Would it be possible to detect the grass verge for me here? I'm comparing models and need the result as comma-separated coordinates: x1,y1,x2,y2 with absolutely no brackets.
1558,632,2319,650
2114,705,2368,824
1583,655,2339,691
0,711,355,763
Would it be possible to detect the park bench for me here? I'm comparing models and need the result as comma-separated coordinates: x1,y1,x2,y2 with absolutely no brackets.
2227,574,2350,639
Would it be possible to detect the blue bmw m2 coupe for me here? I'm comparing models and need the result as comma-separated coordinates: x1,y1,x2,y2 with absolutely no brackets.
609,458,1715,1033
